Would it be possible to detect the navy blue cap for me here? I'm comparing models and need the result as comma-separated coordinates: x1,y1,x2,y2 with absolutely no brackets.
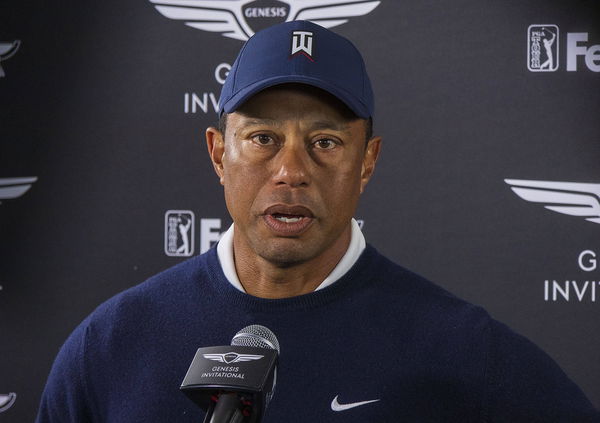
219,20,374,119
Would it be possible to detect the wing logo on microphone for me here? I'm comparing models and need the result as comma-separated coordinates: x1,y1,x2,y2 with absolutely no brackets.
181,324,280,422
203,352,264,364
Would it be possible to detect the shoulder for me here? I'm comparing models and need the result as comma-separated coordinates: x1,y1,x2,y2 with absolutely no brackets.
361,247,599,418
359,244,491,329
36,253,219,421
482,318,599,420
91,250,216,322
58,249,225,355
361,244,466,298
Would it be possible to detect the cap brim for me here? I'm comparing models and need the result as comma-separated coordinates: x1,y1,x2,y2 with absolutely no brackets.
221,75,371,119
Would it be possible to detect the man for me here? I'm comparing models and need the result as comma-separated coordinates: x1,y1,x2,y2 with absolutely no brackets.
37,20,598,422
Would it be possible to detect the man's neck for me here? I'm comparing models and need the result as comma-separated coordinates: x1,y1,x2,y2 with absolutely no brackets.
233,227,352,299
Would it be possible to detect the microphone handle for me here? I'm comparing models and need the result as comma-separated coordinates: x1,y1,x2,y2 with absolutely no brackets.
206,393,246,423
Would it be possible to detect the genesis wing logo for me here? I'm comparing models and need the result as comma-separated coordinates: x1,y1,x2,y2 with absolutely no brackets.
149,0,381,41
0,393,17,413
505,179,600,224
0,40,21,77
203,352,264,364
0,177,37,204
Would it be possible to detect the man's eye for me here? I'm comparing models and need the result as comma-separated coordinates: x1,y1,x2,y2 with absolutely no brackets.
253,134,274,145
314,138,337,149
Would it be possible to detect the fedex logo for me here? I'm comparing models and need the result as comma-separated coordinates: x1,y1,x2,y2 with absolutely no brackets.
567,33,600,72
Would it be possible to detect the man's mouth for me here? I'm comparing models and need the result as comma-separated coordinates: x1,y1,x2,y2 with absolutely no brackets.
273,213,304,223
262,206,315,235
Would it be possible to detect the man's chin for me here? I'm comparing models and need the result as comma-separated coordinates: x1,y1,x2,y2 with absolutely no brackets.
256,239,320,268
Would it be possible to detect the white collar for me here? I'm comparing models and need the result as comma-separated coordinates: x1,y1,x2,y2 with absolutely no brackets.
216,219,366,293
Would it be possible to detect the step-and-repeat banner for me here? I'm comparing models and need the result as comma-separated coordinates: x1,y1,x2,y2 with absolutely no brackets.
1,0,599,419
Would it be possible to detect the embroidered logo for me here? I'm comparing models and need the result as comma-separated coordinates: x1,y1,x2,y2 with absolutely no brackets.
330,395,380,412
291,30,314,60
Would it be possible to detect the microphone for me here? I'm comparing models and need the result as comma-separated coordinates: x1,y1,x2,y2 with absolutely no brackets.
181,325,280,423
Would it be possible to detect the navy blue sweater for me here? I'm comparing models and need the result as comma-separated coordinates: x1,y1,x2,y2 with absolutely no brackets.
37,245,599,422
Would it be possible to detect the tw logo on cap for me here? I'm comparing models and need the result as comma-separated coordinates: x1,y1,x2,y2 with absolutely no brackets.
291,30,314,61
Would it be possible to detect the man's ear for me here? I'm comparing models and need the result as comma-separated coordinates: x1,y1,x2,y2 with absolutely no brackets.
206,127,225,185
360,136,382,194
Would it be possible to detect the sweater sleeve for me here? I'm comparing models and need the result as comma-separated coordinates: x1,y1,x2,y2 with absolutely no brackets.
35,321,94,423
482,319,599,422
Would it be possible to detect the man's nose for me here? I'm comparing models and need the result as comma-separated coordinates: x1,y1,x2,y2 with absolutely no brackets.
272,142,311,188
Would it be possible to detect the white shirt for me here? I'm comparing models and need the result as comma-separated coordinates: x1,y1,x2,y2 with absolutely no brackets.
216,219,366,293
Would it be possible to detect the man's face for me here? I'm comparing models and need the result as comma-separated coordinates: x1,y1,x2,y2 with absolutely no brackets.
207,85,380,267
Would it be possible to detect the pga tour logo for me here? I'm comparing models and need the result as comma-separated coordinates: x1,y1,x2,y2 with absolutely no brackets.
164,210,195,257
528,25,559,71
528,24,600,72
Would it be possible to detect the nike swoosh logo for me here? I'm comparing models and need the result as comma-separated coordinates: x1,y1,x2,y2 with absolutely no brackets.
331,395,380,412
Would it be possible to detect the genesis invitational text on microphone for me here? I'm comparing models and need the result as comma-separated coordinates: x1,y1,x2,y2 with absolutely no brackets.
181,325,280,423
